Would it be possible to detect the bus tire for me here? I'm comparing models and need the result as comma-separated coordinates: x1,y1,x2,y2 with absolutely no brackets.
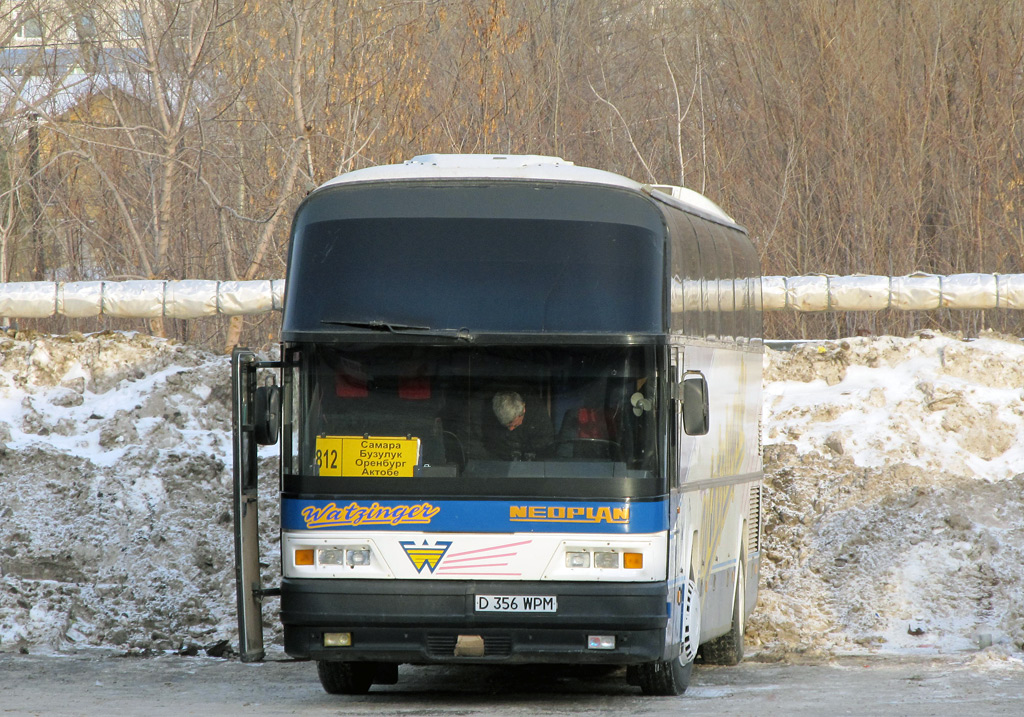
701,560,745,666
629,652,694,696
316,660,374,694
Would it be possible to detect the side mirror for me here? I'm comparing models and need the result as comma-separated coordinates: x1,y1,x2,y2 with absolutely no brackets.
253,382,281,445
682,375,709,436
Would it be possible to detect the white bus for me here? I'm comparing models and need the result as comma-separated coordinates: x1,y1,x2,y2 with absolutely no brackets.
232,154,763,696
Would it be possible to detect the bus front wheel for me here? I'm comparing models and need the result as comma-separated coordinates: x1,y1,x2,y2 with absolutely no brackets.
628,652,694,696
317,661,397,694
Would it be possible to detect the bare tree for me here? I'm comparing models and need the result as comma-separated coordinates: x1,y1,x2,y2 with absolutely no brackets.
4,0,1023,343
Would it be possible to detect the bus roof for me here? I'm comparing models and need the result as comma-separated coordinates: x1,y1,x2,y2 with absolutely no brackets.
317,154,739,229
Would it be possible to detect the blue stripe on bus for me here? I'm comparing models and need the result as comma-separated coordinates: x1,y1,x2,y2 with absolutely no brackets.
281,497,668,534
710,558,738,573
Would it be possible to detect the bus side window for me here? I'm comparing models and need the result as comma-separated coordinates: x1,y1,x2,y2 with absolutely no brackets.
667,212,702,338
710,224,736,342
730,232,762,344
688,216,720,341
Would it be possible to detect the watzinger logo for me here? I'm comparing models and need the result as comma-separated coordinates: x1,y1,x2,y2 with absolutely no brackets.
300,501,440,529
400,540,452,573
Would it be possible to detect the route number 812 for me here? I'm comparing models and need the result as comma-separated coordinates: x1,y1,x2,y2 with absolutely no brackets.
316,448,339,470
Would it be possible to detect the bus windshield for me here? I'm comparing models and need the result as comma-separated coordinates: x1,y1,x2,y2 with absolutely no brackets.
294,342,662,500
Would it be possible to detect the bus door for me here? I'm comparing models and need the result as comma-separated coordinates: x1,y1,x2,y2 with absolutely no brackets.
231,348,285,663
668,344,710,661
663,347,686,661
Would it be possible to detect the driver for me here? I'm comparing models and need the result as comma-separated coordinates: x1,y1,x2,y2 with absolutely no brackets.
484,390,554,461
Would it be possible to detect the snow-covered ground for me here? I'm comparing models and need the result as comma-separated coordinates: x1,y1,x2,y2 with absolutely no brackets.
0,329,1022,664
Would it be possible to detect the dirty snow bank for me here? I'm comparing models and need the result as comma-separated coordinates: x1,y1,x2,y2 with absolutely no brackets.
0,329,1022,662
749,330,1024,661
0,330,280,654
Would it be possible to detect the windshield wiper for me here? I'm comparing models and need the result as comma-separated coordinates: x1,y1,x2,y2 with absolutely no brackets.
320,320,474,341
322,319,428,332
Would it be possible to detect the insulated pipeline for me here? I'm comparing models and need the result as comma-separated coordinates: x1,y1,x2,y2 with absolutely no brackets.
759,273,1024,312
0,280,285,319
1,274,1023,318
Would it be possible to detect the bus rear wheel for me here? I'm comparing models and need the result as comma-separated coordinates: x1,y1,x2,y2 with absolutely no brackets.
628,652,694,696
316,661,396,694
701,560,745,666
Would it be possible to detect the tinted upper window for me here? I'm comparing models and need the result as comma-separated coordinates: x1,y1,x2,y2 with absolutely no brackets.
283,183,666,336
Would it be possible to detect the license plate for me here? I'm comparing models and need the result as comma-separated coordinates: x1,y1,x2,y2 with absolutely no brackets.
475,595,557,612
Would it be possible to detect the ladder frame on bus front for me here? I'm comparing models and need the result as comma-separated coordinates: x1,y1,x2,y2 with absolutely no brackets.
231,348,284,662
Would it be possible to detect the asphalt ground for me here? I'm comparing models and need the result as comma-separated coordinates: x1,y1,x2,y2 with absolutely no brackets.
2,650,1023,716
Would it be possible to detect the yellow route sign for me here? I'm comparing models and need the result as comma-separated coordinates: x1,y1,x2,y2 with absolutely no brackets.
315,436,421,477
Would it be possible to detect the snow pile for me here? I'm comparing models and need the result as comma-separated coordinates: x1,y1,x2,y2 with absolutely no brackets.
0,328,1022,660
750,330,1024,659
0,330,279,654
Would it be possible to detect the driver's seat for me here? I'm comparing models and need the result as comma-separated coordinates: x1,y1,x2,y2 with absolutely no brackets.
556,407,620,459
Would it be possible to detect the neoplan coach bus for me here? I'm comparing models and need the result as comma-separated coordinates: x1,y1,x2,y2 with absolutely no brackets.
232,154,763,696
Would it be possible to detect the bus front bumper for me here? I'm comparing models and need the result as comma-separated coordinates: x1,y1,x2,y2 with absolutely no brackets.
281,578,671,664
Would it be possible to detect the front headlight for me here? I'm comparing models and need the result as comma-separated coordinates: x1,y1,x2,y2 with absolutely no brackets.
317,548,345,565
565,551,591,568
310,546,372,567
346,548,371,566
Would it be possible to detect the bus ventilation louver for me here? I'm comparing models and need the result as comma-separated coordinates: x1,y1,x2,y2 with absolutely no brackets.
748,484,763,554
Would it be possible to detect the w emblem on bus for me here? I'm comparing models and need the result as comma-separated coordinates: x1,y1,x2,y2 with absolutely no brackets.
400,540,452,573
